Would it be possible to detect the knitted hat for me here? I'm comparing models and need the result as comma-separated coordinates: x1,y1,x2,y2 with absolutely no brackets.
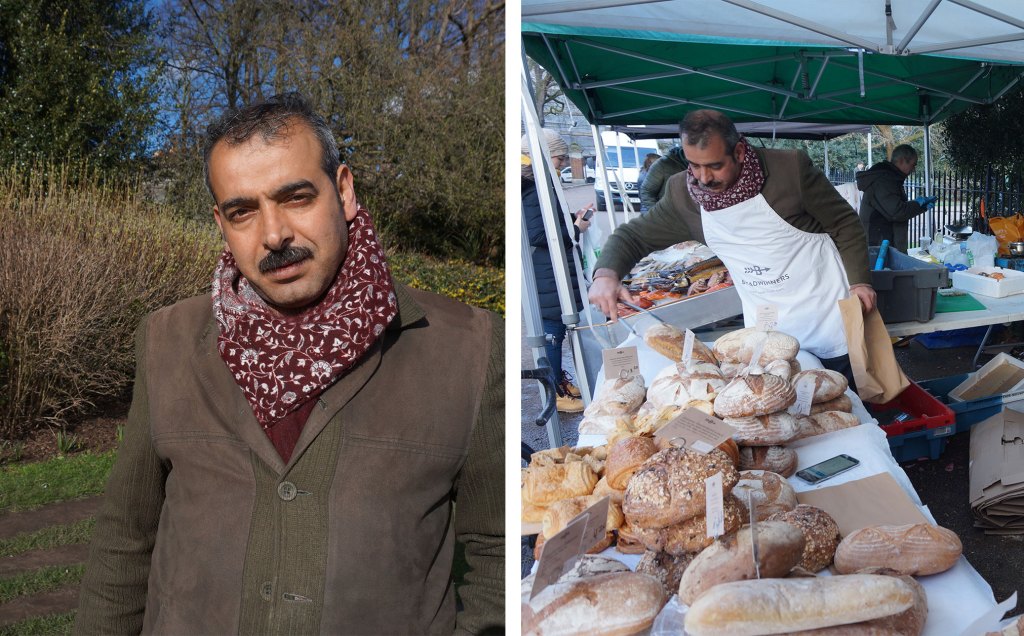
521,128,569,158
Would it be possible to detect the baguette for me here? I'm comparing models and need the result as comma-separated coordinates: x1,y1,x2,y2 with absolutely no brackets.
684,574,916,636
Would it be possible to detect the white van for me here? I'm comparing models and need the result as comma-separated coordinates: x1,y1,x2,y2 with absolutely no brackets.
593,132,660,211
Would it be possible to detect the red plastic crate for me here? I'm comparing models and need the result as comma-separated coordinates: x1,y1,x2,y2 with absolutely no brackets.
866,380,956,461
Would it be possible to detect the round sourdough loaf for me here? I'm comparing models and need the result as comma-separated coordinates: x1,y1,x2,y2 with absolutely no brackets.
732,470,798,520
768,504,842,572
646,362,727,410
714,373,797,418
633,494,747,555
636,550,698,597
623,447,739,529
605,436,659,490
683,574,916,636
713,327,800,365
764,358,795,382
678,520,806,605
724,411,802,446
792,369,849,403
834,523,962,575
644,323,719,365
809,393,853,414
522,571,666,636
796,410,861,440
737,445,798,477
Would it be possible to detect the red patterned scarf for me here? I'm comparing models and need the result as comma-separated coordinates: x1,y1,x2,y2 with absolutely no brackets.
686,138,766,211
212,206,398,430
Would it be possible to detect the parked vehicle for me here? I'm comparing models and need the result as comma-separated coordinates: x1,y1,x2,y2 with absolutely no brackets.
560,166,574,183
594,132,660,211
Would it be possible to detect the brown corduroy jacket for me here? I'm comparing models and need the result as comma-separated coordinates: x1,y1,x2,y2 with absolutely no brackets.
595,146,871,286
74,284,505,635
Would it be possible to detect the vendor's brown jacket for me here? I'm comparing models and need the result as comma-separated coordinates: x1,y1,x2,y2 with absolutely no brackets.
74,284,505,635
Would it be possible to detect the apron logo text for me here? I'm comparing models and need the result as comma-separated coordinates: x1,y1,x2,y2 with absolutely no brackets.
740,273,790,287
744,265,772,276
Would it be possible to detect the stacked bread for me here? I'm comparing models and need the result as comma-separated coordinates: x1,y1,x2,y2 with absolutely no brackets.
578,375,647,436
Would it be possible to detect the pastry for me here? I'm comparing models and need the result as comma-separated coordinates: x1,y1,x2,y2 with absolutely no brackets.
541,495,625,540
522,462,599,506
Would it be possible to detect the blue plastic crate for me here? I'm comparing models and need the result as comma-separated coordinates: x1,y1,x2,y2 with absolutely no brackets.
867,380,956,462
886,423,955,462
914,326,995,350
918,374,1009,434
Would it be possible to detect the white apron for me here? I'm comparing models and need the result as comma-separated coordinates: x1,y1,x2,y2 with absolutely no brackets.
700,193,850,359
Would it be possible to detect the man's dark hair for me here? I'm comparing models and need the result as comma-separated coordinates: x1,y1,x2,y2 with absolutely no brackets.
891,144,918,164
203,92,341,201
680,109,741,154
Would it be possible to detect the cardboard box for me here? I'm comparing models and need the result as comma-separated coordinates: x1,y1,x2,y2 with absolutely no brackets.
949,353,1024,403
951,266,1024,298
969,404,1024,534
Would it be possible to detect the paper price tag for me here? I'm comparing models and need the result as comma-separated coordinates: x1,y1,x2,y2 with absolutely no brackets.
530,496,611,600
602,346,640,382
747,337,766,371
705,472,725,538
747,490,761,578
789,376,815,416
756,304,778,332
655,408,736,454
682,329,695,368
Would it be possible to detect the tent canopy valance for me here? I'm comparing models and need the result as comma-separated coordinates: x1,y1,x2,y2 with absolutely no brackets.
523,0,1024,127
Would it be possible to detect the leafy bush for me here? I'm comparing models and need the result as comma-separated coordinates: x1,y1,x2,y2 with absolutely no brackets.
388,251,505,315
0,163,220,437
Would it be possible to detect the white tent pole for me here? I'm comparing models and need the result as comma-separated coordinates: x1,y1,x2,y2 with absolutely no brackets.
824,139,830,175
924,123,934,240
592,125,617,234
522,71,595,407
867,131,873,166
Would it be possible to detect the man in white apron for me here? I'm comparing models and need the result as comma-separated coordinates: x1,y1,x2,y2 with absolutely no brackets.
589,109,876,385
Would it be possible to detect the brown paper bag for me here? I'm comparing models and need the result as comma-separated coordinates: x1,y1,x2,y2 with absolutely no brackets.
839,297,910,403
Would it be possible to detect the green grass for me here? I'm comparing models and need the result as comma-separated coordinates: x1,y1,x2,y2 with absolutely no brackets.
0,611,75,636
0,451,115,513
0,519,95,558
0,564,84,603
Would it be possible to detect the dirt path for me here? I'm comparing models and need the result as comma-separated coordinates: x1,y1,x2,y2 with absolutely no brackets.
0,496,104,629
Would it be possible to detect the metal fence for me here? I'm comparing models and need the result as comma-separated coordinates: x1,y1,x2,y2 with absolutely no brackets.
827,165,1024,247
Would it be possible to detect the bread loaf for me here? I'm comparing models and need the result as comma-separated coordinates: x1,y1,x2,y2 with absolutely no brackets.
725,411,802,446
678,521,806,605
623,447,739,529
809,394,853,414
579,376,646,434
523,572,666,636
738,445,798,477
791,569,927,635
768,505,842,572
764,358,794,382
523,462,599,506
733,470,798,521
713,328,800,365
636,550,697,597
644,323,719,365
520,555,630,604
605,436,659,490
646,362,727,410
796,411,861,439
792,369,849,403
633,494,746,555
683,574,916,636
542,495,625,540
834,523,962,575
715,373,797,418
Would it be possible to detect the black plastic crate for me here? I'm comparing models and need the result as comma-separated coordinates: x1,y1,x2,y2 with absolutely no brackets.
868,246,949,323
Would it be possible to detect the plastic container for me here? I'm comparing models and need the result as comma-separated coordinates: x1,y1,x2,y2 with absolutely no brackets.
918,374,1009,434
866,380,956,462
868,246,950,323
950,266,1024,297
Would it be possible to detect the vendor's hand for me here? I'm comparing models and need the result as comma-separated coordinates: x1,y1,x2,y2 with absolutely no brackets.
589,270,635,321
850,283,877,314
914,196,938,210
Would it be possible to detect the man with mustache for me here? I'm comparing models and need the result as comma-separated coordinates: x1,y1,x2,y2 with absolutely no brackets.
589,109,875,385
75,94,504,635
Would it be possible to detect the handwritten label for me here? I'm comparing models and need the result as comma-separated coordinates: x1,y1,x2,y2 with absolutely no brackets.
530,497,611,599
655,408,736,454
756,305,778,332
682,329,696,368
789,376,816,416
705,472,725,538
602,346,640,382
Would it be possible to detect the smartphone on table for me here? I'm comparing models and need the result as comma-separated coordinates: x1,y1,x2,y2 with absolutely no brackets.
795,454,860,485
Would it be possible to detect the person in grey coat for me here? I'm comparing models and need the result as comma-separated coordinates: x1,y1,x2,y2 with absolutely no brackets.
639,146,687,211
856,144,936,252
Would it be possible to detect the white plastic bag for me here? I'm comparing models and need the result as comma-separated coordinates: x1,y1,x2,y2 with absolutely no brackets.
966,232,999,268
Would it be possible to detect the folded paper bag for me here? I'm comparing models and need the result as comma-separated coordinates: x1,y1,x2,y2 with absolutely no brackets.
840,297,910,404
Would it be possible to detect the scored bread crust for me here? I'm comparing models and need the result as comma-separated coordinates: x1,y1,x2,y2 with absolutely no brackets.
683,574,916,636
725,411,802,446
738,445,798,477
809,394,853,415
792,369,849,403
523,572,666,636
714,373,797,419
732,470,798,521
644,323,719,365
623,447,739,529
834,523,963,576
713,328,800,365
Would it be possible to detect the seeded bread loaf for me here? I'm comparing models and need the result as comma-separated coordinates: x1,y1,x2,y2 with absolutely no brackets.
622,447,739,529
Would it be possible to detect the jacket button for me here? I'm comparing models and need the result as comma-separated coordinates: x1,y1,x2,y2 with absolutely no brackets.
260,581,273,600
278,481,297,501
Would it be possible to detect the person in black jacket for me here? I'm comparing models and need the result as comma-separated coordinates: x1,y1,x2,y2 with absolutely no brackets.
856,144,936,252
522,129,592,413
